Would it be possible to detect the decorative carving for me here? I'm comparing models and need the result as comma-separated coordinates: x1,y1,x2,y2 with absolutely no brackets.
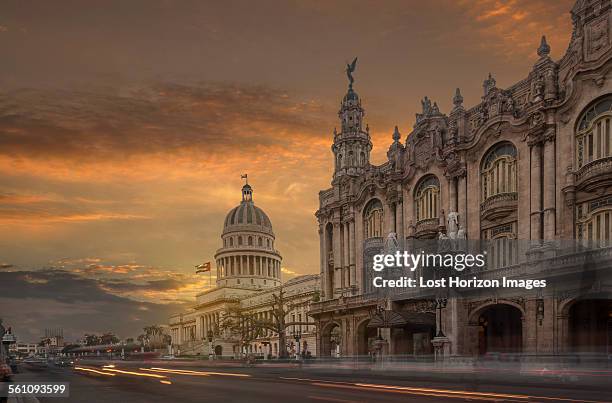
483,73,496,97
586,16,610,61
532,74,545,102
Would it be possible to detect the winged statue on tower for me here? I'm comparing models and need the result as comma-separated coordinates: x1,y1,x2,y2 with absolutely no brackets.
346,57,358,89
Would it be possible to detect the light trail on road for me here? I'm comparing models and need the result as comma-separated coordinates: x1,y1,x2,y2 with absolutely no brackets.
141,367,251,377
75,366,116,376
280,376,612,403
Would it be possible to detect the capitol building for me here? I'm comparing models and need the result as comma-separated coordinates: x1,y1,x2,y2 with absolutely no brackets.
169,182,319,358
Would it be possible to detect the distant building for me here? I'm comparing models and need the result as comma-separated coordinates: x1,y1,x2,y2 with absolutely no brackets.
170,182,320,357
9,343,39,357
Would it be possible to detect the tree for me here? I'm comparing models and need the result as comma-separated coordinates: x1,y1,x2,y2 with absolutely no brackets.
257,288,293,358
220,288,314,359
138,325,170,350
254,287,313,359
83,334,101,346
219,304,262,357
100,332,119,345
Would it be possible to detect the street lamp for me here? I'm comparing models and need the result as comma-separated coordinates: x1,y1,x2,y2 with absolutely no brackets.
207,330,214,360
435,298,448,337
292,330,302,359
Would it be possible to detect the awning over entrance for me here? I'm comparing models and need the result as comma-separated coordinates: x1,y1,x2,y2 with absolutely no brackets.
367,310,435,328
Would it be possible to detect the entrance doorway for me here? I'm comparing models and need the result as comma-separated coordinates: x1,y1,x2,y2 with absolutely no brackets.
477,304,522,355
322,323,341,357
569,299,612,353
357,320,377,355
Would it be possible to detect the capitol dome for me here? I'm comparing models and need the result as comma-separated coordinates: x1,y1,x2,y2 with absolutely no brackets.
223,184,273,236
214,180,282,289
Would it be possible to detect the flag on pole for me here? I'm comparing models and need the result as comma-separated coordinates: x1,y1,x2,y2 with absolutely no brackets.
195,262,211,273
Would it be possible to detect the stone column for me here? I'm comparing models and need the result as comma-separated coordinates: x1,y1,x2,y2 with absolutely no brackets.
396,199,404,248
457,175,467,230
385,202,394,235
557,314,569,353
319,225,326,297
543,138,556,241
448,177,458,213
530,143,543,242
343,222,350,288
333,221,342,295
349,220,356,287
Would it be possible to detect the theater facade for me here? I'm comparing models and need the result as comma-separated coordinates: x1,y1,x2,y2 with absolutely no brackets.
311,0,612,359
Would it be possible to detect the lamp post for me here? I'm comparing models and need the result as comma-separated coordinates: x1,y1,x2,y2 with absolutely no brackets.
292,330,302,360
435,298,448,337
1,324,16,364
207,330,214,360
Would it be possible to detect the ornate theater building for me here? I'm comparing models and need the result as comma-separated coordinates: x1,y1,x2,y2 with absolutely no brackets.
311,0,612,359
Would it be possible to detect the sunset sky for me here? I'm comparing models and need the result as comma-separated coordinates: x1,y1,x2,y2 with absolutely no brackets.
0,0,575,341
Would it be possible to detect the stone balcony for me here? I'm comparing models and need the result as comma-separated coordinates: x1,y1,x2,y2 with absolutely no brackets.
363,237,383,255
309,293,379,315
414,218,439,238
480,192,518,221
575,156,612,192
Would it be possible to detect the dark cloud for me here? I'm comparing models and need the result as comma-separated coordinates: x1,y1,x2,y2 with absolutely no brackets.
0,268,188,342
100,278,183,292
0,82,328,162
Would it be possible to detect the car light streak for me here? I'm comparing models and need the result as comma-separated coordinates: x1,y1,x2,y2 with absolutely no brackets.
141,367,250,377
159,380,172,385
75,366,116,376
280,377,612,403
102,368,167,379
312,382,503,401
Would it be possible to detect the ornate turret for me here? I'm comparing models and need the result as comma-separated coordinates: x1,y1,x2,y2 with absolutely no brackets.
332,58,373,181
537,35,551,59
483,73,496,97
387,126,405,172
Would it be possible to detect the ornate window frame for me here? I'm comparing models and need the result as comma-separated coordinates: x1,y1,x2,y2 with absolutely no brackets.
414,175,440,223
576,196,612,244
575,96,612,170
480,142,518,203
363,198,384,239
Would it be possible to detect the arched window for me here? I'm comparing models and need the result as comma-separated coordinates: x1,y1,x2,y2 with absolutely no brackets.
576,199,612,244
229,237,234,246
414,176,440,222
363,199,384,239
258,237,262,246
248,236,253,246
238,236,243,245
576,96,612,169
480,142,517,202
483,223,518,269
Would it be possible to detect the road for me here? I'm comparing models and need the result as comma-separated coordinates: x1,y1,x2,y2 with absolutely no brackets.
9,359,612,403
